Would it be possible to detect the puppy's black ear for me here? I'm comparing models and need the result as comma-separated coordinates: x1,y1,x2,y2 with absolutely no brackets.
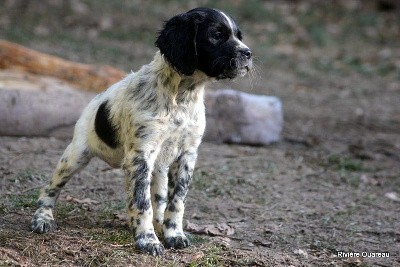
155,13,200,76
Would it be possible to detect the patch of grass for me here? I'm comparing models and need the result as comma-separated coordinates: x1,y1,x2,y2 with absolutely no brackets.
188,245,223,267
187,233,207,245
103,229,132,244
56,202,78,218
14,169,46,183
326,155,364,172
0,203,6,215
340,174,361,187
5,190,40,209
88,228,132,248
324,155,366,187
98,201,125,221
343,56,373,76
192,170,213,191
81,250,117,267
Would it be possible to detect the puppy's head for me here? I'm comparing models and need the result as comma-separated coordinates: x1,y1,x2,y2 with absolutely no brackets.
156,7,252,79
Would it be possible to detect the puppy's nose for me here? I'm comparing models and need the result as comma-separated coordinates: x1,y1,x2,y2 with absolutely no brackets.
241,48,252,59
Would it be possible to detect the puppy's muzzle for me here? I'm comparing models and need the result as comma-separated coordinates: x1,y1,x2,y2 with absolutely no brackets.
240,48,253,72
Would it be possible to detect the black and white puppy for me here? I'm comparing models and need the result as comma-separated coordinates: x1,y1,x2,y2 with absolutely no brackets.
31,7,252,256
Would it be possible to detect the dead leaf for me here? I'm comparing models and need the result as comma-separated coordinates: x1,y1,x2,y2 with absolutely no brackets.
384,192,400,202
66,195,99,205
212,236,231,247
191,251,205,261
216,223,235,236
360,174,380,186
113,212,127,221
253,240,272,247
186,221,235,236
293,249,308,258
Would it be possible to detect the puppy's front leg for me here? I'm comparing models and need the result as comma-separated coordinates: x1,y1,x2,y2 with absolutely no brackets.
124,148,164,256
163,151,197,249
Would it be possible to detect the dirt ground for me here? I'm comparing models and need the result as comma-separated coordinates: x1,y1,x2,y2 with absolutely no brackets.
1,1,399,266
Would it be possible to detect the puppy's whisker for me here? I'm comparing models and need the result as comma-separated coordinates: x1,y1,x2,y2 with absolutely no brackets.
211,56,228,72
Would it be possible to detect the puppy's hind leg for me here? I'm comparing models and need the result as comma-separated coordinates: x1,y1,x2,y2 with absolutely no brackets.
31,141,92,233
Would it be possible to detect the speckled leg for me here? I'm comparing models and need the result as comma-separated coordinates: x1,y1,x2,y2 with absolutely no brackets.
31,142,91,233
124,149,164,256
163,152,197,249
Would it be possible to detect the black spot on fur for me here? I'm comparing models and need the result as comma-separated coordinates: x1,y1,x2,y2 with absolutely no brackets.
130,77,148,100
56,180,68,188
173,178,189,199
155,194,166,204
94,101,119,148
138,77,148,91
164,236,191,249
135,125,148,139
174,118,183,126
58,168,69,176
136,233,145,240
146,233,156,239
37,200,54,209
168,203,176,212
81,148,90,158
164,219,177,230
143,92,158,111
47,191,56,198
132,159,151,212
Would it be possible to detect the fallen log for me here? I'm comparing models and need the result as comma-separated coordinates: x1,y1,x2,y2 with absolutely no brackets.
0,40,125,92
0,70,95,138
204,89,282,145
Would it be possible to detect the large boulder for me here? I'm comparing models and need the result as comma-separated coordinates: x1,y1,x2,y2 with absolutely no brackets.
204,89,283,145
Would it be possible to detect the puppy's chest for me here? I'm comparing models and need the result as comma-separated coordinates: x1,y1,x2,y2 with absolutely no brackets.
154,104,202,165
165,105,198,139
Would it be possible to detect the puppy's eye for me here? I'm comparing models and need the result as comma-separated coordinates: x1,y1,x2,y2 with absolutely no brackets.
212,31,223,40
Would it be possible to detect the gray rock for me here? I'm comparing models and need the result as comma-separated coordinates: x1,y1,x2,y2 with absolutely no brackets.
204,89,283,145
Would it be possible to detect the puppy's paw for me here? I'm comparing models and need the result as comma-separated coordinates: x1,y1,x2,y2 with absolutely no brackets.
31,207,56,233
135,233,165,256
31,213,57,233
164,234,191,249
